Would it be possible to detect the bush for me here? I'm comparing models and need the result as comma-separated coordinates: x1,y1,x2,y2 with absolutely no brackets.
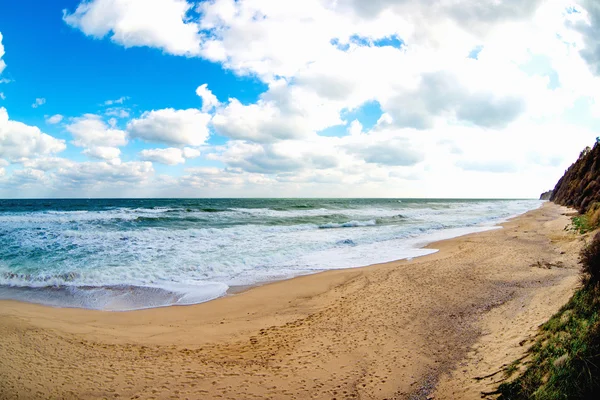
580,232,600,286
589,203,600,228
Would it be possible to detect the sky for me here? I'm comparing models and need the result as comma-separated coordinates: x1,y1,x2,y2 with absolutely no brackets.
0,0,599,198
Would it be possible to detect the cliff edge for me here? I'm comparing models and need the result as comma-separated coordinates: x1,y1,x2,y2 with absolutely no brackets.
550,141,600,214
539,190,553,200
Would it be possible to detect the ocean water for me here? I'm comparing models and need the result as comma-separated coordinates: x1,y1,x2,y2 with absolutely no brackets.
0,198,542,311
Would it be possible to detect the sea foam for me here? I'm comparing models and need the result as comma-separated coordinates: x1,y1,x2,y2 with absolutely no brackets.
0,198,542,310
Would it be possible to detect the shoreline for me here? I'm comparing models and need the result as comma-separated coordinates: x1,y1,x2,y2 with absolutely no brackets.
0,204,537,312
0,202,583,399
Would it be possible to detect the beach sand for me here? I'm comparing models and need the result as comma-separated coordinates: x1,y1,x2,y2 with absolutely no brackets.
0,202,585,400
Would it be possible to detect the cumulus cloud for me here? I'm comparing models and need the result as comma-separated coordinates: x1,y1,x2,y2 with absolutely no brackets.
83,146,121,161
127,108,211,146
336,0,543,25
66,114,127,148
573,0,600,76
139,148,186,165
212,139,340,174
212,99,306,142
196,84,219,112
212,80,343,143
22,157,73,171
0,107,66,162
4,168,48,187
181,167,274,188
65,114,126,163
43,0,600,198
31,98,46,108
344,138,424,166
182,147,201,159
56,161,154,185
46,114,64,124
380,71,526,129
63,0,202,56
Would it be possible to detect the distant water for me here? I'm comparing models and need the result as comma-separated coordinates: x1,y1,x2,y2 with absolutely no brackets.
0,198,541,311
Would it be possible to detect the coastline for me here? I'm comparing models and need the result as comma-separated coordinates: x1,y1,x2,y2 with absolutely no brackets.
0,202,584,399
0,199,541,312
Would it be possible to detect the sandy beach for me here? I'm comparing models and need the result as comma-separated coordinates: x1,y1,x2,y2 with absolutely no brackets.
0,202,585,400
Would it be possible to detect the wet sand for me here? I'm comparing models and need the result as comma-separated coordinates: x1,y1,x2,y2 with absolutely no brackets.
0,202,584,399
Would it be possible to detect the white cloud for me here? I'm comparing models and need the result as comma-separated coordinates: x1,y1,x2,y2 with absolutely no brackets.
379,71,526,129
40,0,600,198
139,146,202,165
139,147,185,165
31,98,46,108
196,84,219,112
0,93,5,100
0,32,5,75
0,160,155,197
212,80,343,143
211,138,341,174
181,167,274,188
83,146,121,161
183,147,201,159
571,0,600,76
0,107,66,162
105,107,130,118
104,96,128,105
63,0,202,56
344,137,424,166
22,157,73,171
127,108,211,146
4,168,48,187
66,114,127,148
46,114,64,124
55,161,154,187
65,114,126,163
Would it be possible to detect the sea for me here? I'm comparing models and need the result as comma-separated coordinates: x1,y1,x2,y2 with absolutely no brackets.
0,198,542,311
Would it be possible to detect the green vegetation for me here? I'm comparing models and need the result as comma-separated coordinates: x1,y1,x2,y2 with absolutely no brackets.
567,204,600,234
495,141,600,398
570,214,594,234
496,234,600,399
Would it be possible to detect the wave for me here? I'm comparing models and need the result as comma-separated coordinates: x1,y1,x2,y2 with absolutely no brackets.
0,199,544,310
319,219,377,229
0,282,228,311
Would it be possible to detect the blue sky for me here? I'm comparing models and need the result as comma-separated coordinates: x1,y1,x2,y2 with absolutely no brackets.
0,1,266,148
0,0,599,198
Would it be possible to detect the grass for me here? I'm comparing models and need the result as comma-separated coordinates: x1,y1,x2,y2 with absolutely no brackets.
496,236,600,399
568,203,600,234
569,215,595,234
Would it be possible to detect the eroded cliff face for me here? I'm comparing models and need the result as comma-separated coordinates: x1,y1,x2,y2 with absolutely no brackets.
551,142,600,214
540,190,553,200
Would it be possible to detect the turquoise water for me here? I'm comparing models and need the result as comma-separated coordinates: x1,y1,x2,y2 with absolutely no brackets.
0,198,541,310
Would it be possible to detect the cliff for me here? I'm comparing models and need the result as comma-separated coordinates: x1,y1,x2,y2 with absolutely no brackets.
539,190,553,200
550,141,600,214
497,140,600,399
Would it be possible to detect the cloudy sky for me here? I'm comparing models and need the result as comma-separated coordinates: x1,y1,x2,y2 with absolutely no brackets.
0,0,599,198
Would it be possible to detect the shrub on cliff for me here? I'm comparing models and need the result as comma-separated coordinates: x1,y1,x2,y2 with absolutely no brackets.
581,232,600,286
